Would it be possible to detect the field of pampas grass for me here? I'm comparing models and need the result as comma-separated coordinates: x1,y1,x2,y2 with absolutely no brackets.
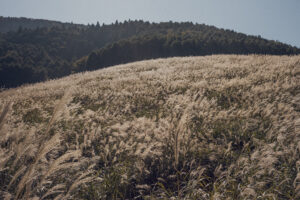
0,55,299,199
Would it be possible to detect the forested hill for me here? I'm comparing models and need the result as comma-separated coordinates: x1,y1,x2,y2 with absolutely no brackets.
0,18,299,88
79,32,299,71
0,16,85,33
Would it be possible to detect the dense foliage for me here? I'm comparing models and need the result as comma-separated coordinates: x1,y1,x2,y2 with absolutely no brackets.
0,16,85,33
81,32,299,71
0,17,299,88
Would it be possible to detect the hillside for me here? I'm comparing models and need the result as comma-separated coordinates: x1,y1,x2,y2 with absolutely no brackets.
0,55,299,199
1,18,299,88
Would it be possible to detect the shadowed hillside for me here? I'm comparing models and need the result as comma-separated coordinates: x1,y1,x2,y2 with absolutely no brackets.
0,55,299,199
0,16,85,33
78,32,299,71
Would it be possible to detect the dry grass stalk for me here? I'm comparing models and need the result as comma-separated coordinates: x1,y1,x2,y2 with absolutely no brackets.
0,102,11,134
14,88,72,199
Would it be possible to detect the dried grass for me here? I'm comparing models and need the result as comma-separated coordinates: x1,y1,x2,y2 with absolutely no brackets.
0,55,299,199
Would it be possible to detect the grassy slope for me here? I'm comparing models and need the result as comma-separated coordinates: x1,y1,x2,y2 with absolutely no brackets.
0,55,299,199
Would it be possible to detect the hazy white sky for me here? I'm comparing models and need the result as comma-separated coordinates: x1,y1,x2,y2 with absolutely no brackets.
1,0,299,47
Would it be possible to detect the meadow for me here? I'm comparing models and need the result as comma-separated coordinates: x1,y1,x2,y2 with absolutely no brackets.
0,55,299,199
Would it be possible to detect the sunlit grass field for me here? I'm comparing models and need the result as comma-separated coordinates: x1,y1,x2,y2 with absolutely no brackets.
0,55,299,199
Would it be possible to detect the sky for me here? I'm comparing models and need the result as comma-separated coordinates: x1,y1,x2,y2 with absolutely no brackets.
1,0,300,47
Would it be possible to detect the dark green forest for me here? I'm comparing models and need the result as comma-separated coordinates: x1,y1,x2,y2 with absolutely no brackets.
0,16,85,33
80,32,299,71
0,17,299,88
